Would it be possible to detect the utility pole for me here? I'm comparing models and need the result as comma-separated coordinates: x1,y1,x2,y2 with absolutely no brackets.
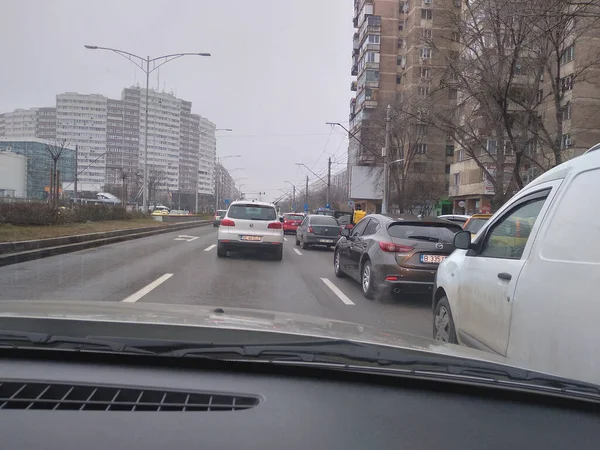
74,144,78,202
305,175,309,211
327,157,331,207
121,169,127,206
382,104,391,215
292,185,296,211
143,56,150,212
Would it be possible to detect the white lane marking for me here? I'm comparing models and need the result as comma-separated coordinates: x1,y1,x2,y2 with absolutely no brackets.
293,248,303,256
320,277,355,306
204,244,216,252
174,235,199,242
284,237,288,242
122,273,174,303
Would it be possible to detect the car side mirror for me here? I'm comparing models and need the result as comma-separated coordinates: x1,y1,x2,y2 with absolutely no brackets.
340,228,350,237
453,230,472,250
279,216,284,223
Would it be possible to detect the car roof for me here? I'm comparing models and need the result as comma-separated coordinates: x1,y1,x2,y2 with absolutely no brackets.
306,214,337,219
229,200,274,208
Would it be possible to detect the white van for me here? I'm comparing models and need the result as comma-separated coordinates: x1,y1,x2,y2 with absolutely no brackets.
433,145,600,385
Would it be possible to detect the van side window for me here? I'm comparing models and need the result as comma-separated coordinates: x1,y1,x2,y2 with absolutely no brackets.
479,197,547,259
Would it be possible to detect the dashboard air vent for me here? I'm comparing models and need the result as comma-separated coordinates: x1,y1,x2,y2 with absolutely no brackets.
0,381,260,411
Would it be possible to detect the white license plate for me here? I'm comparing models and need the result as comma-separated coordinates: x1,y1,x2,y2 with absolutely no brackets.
240,235,262,242
319,239,334,243
420,254,446,264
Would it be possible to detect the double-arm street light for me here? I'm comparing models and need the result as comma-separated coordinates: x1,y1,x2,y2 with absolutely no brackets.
84,44,211,212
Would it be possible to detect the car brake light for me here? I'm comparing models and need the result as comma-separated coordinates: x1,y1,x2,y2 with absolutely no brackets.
308,226,314,233
268,222,282,229
379,242,414,253
220,219,235,226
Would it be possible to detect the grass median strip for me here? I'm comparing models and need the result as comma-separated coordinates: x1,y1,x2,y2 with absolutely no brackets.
0,219,168,243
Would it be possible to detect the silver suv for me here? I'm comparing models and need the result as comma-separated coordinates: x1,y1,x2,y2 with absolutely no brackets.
216,200,284,260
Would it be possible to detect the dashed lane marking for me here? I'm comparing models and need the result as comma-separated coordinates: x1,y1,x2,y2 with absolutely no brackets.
284,237,288,242
320,277,355,306
174,235,199,242
204,244,216,252
293,248,303,256
121,273,174,303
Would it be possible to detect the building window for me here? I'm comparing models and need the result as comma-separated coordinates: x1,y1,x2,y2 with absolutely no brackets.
421,29,433,39
458,149,465,161
445,164,451,174
418,86,430,97
451,31,460,42
486,139,498,154
562,102,572,121
421,9,433,20
420,67,431,78
454,172,460,186
448,89,458,100
399,1,409,14
536,89,544,103
366,51,380,63
420,47,432,59
561,75,574,91
416,124,428,135
416,143,428,154
446,144,455,156
561,133,572,148
368,34,380,44
396,75,402,84
397,56,403,66
398,38,404,48
365,70,379,82
561,45,575,64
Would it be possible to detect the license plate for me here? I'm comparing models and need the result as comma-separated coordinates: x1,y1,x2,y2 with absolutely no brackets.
420,254,446,264
241,235,262,242
319,239,334,243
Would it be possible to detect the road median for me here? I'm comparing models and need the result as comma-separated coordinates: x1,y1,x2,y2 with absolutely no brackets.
0,220,211,267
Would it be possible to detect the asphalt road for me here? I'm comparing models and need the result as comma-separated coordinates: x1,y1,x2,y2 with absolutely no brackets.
0,225,433,339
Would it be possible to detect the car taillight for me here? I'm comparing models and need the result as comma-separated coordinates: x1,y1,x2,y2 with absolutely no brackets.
268,222,282,229
220,219,235,226
308,226,314,233
379,242,414,253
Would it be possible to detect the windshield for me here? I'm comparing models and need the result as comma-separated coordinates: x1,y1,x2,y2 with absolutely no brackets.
1,0,597,394
227,205,276,221
388,224,461,243
465,218,489,234
310,216,339,226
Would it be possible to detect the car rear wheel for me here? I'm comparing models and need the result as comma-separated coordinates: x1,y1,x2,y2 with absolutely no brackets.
334,249,345,278
433,297,458,344
301,236,309,250
216,243,226,258
361,260,376,300
274,245,283,261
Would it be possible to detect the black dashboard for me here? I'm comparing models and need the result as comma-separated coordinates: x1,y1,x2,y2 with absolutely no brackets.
0,350,598,450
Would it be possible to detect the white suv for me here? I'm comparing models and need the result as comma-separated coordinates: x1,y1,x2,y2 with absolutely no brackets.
217,200,284,260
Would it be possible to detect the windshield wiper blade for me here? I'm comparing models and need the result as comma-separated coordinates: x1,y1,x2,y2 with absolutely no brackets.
0,330,155,355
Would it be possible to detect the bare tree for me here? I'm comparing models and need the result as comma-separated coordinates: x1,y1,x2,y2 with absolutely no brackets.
45,139,70,207
147,167,168,206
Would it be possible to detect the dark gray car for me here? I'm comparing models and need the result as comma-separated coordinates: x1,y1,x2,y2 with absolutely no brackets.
333,214,462,300
295,215,341,249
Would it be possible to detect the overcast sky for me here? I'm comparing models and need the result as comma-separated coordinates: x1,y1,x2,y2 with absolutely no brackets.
2,0,353,202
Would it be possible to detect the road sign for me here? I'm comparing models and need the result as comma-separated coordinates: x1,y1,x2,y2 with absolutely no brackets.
304,203,309,212
348,200,355,209
325,203,331,209
224,199,230,206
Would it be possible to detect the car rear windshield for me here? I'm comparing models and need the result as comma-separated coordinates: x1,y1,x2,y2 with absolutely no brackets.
310,216,339,225
217,210,227,218
388,223,462,243
465,218,489,234
285,214,304,220
228,205,277,221
336,215,351,225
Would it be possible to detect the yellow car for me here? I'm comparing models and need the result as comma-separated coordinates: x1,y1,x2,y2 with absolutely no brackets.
151,209,169,216
463,213,492,238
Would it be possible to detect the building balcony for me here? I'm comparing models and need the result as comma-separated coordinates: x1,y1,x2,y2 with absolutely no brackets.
365,80,379,88
365,61,379,70
351,81,357,92
363,100,378,109
364,43,380,52
359,15,381,43
351,64,358,76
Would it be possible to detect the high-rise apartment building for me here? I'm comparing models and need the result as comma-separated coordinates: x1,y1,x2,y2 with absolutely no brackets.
348,0,456,214
0,107,56,140
198,117,216,195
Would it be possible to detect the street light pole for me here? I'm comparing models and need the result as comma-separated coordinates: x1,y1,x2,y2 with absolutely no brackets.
382,104,391,214
84,45,210,212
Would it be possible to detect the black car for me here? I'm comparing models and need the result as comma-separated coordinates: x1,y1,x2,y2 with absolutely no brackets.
334,214,462,300
295,214,342,249
213,209,227,227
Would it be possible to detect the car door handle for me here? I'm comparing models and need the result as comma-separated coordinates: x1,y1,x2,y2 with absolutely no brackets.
497,272,512,281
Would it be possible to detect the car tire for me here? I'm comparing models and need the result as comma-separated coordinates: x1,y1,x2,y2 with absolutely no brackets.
274,245,283,261
216,243,227,258
334,249,345,278
301,236,309,250
361,260,377,300
295,235,300,246
433,297,458,344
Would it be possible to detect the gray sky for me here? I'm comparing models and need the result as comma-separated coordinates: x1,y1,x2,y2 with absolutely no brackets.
2,0,353,202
